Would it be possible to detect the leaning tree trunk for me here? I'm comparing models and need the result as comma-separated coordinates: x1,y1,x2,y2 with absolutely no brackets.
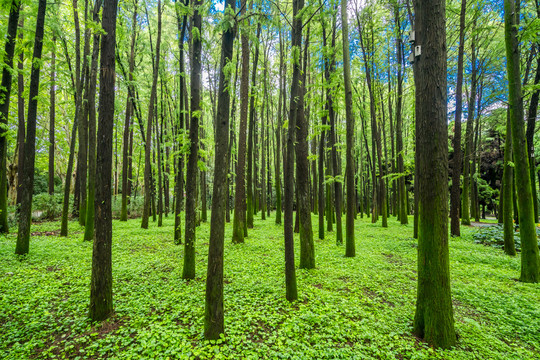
89,0,117,321
183,0,202,279
15,0,47,255
0,0,21,233
412,0,456,348
504,0,540,283
204,0,235,340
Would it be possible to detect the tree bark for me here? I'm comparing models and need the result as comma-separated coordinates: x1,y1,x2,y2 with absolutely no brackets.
16,0,47,254
204,0,235,339
342,0,355,257
0,0,21,233
503,109,516,256
412,0,456,348
183,0,201,279
232,0,250,243
504,0,540,283
89,0,117,321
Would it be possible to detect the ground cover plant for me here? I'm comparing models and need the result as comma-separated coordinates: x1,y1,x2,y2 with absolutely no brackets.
1,216,538,359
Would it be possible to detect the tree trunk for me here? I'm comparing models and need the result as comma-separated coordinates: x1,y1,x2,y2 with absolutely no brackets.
232,0,250,243
504,0,540,283
342,0,355,257
412,0,456,348
183,0,201,279
16,17,25,207
141,0,162,229
84,2,102,241
0,0,21,233
503,109,516,256
49,36,56,195
89,0,117,321
16,0,47,254
297,25,315,269
284,0,304,301
204,0,235,339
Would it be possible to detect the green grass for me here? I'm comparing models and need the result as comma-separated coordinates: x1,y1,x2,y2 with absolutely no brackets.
0,214,538,359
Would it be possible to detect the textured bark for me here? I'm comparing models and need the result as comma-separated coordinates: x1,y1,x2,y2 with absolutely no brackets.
183,0,201,279
49,36,56,195
16,0,47,254
121,0,138,221
504,0,540,283
526,46,540,223
503,111,516,256
297,25,315,269
284,0,304,301
142,0,162,229
412,0,456,348
84,1,102,241
0,0,21,233
204,0,235,339
275,28,283,226
450,0,466,236
89,0,117,321
174,0,188,244
16,17,25,206
232,0,250,243
462,24,477,226
246,22,261,229
342,0,355,257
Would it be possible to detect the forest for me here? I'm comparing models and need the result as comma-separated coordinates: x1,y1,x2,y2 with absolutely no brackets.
0,0,539,358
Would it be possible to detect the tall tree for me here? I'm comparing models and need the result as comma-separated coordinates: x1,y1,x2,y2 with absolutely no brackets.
412,0,456,348
297,25,315,269
504,0,540,283
232,0,250,243
15,0,47,255
49,36,56,195
183,0,202,279
141,0,162,229
450,0,467,236
121,0,139,222
284,0,304,301
204,0,235,340
0,0,21,234
89,0,118,321
503,110,516,256
342,0,355,257
84,0,102,241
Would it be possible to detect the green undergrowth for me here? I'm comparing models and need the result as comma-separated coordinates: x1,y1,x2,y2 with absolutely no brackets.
472,223,540,252
0,214,538,359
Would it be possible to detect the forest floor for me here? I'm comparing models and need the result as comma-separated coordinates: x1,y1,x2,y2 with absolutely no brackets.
0,214,539,359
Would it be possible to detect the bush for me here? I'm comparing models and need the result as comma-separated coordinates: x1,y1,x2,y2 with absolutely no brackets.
32,193,63,220
472,224,540,252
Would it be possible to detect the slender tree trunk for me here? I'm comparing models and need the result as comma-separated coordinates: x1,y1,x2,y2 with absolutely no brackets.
204,0,235,339
275,28,284,226
84,2,102,241
526,32,540,223
412,0,456,348
504,0,540,283
297,25,315,269
183,0,201,279
121,0,138,221
503,110,516,256
142,0,162,229
284,0,304,301
342,0,355,257
49,37,56,195
16,0,47,255
462,23,477,226
0,0,21,233
16,17,25,207
89,0,117,321
232,0,250,243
